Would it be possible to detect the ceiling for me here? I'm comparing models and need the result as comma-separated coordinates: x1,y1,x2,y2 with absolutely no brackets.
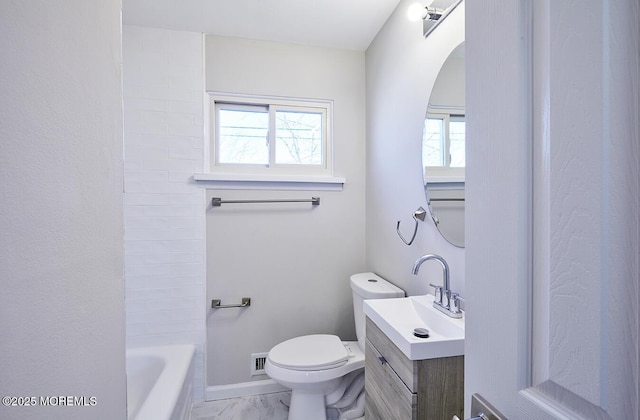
122,0,403,51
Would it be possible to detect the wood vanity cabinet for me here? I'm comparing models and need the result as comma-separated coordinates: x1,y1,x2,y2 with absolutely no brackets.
364,317,464,420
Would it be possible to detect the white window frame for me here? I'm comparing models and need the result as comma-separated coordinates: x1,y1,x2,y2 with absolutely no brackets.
424,112,465,180
208,93,333,178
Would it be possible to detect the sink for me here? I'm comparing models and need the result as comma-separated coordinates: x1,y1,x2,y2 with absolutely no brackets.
363,294,464,360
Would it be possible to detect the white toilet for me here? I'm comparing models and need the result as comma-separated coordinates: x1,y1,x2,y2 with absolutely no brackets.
265,272,405,420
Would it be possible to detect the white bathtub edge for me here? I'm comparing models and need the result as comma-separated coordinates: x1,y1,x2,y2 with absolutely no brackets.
127,344,195,420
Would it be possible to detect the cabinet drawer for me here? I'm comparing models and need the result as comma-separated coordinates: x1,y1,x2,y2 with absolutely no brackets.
366,317,417,392
365,336,416,420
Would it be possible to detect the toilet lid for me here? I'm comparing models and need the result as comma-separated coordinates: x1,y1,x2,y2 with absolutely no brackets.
268,334,349,371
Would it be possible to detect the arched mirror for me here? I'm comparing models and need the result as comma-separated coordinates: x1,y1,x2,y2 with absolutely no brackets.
422,42,465,247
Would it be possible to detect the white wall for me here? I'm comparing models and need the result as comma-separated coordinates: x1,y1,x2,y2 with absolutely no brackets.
0,1,126,419
204,36,367,388
122,26,207,400
365,1,465,296
429,49,465,111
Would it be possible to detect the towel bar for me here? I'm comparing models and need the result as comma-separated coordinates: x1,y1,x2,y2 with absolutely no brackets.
211,197,320,207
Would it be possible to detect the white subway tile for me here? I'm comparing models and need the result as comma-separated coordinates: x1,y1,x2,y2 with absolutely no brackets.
127,134,170,147
146,320,200,335
133,275,201,289
126,323,149,337
124,169,169,182
124,26,206,357
169,47,203,68
125,97,168,113
124,193,173,206
124,216,170,230
125,180,195,194
125,253,147,267
143,110,171,126
167,218,200,230
138,51,169,74
126,240,174,254
125,228,203,241
142,86,194,102
168,99,202,115
125,144,169,160
154,297,199,311
167,111,194,126
167,240,205,252
124,275,149,290
168,73,198,91
124,109,143,125
167,120,203,137
144,252,203,265
143,158,200,172
169,147,201,160
123,86,143,100
124,205,145,218
142,206,201,218
170,193,206,206
192,137,204,150
125,117,168,135
168,171,196,183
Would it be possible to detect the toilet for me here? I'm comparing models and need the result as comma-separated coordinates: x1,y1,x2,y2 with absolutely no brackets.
265,272,405,420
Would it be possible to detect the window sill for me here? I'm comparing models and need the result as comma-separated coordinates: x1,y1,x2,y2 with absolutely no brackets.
425,175,465,184
193,173,346,191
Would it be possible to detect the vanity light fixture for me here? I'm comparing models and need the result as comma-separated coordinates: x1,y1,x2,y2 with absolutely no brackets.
407,1,434,21
420,0,463,38
424,6,445,21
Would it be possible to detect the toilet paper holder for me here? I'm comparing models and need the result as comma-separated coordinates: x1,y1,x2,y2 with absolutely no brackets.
211,297,251,309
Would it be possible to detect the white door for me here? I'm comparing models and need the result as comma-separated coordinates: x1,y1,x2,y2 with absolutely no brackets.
465,1,639,419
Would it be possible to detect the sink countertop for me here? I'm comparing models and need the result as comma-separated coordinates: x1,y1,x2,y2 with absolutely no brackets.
364,294,465,361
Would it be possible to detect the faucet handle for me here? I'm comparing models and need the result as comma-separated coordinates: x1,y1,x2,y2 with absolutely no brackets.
450,293,464,313
429,283,443,304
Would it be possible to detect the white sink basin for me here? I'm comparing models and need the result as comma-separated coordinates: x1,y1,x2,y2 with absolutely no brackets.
363,294,464,360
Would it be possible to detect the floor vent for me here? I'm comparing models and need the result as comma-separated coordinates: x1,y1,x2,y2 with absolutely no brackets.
251,353,268,376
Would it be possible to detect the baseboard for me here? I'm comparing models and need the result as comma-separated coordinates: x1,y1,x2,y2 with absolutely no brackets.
205,379,288,401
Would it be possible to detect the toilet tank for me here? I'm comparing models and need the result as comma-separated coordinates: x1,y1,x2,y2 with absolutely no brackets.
350,272,404,350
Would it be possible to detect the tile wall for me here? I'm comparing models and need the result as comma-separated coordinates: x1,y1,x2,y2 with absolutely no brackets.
122,25,206,401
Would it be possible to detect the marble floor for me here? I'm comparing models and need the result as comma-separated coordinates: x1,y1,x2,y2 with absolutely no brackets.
190,392,291,420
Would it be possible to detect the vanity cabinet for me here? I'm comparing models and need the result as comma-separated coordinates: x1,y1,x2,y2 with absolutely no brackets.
364,317,464,419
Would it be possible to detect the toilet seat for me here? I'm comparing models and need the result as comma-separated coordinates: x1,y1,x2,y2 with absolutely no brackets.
268,334,349,371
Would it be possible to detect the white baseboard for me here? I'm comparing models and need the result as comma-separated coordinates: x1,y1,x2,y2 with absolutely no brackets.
205,379,288,401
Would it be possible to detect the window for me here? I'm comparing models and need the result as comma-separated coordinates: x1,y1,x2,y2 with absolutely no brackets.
210,94,332,177
422,113,465,168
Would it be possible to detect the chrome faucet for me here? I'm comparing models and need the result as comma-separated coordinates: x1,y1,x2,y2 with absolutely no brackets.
412,254,462,318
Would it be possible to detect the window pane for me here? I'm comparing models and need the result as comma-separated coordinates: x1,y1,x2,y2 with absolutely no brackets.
275,111,322,165
218,108,269,164
423,118,445,167
450,119,465,167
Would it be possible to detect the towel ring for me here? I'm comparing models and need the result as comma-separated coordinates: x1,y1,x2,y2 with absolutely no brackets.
396,207,427,246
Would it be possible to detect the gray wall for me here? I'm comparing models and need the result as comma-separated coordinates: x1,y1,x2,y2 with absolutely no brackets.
204,35,367,387
0,1,126,418
365,1,465,296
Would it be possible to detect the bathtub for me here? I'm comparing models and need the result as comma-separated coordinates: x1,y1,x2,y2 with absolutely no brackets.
126,345,195,420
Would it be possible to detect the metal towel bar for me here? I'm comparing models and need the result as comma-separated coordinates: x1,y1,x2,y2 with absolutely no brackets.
429,198,465,202
211,298,251,309
212,197,320,207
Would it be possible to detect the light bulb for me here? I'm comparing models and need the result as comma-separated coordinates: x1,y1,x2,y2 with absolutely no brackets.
407,1,436,22
407,3,425,21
